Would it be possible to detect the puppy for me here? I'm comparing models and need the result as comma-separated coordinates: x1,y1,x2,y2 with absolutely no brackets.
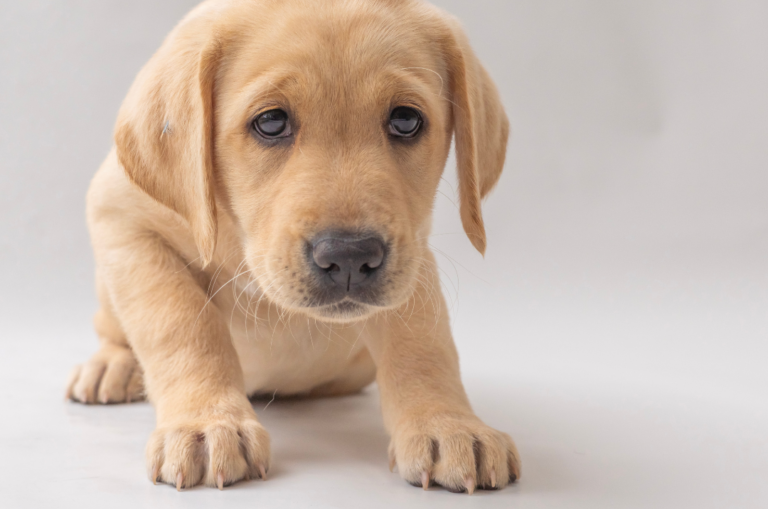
66,0,518,494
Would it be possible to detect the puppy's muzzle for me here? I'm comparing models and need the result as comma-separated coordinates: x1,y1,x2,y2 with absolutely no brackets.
308,233,387,305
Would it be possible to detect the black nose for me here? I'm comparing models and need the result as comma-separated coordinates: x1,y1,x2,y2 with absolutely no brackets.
312,235,386,291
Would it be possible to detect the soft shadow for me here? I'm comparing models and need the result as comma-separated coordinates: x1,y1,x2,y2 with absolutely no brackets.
249,386,391,475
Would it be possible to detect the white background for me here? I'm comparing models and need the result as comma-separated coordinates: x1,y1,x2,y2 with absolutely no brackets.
1,1,766,507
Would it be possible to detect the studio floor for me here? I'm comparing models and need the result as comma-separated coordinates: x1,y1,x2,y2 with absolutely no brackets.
3,261,767,509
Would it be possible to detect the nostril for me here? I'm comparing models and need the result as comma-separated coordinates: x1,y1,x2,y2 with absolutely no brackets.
364,256,383,270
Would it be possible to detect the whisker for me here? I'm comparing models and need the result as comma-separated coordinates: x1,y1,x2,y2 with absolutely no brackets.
400,67,445,97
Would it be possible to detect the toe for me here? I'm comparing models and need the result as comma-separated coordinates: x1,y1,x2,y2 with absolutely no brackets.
65,365,82,401
239,420,271,480
393,434,436,487
97,357,135,404
159,427,206,488
203,424,248,487
73,359,106,403
504,433,521,482
431,432,476,492
146,430,165,483
125,368,145,402
474,430,510,490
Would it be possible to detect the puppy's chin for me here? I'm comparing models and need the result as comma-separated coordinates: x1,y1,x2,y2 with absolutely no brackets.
302,300,378,324
275,294,404,324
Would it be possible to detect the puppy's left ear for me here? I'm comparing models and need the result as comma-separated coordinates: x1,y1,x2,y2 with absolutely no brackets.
442,19,510,255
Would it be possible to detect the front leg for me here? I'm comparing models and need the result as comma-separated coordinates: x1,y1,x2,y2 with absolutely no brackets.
100,235,269,490
367,255,520,493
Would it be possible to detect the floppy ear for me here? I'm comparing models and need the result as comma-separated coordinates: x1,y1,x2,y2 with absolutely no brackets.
114,26,221,266
443,21,509,255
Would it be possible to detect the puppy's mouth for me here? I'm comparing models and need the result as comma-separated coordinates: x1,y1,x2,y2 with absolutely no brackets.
307,299,375,321
254,260,403,323
297,272,390,322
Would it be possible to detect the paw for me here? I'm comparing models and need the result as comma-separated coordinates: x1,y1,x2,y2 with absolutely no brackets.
147,412,270,490
389,414,520,493
66,344,144,404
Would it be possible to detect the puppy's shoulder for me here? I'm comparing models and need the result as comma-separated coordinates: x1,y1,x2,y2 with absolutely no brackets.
87,148,187,246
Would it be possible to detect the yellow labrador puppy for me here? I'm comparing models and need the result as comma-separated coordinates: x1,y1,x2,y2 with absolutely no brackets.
66,0,518,494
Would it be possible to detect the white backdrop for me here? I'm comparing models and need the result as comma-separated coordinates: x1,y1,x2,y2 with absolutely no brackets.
1,1,766,508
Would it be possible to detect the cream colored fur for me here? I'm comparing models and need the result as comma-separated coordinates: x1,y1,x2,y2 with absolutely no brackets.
66,0,519,494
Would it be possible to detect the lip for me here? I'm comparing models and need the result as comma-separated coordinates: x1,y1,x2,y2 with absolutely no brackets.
306,298,381,320
326,300,363,312
302,277,388,309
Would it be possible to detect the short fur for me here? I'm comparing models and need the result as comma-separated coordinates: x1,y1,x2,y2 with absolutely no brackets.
66,0,519,493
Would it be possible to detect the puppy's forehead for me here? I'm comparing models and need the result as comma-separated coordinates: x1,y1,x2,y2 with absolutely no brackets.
235,0,440,60
222,1,447,107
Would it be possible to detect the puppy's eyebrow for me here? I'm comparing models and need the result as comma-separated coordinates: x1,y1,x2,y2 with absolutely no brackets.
400,67,445,98
391,68,459,113
237,70,300,114
385,71,437,109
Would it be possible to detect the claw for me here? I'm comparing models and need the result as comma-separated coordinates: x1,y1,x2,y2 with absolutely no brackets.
258,464,267,481
389,456,396,473
465,477,476,495
491,468,497,488
217,472,224,490
421,471,430,490
100,392,110,405
151,465,159,485
176,472,184,492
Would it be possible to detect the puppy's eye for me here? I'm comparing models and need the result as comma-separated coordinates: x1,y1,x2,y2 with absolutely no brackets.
253,109,291,138
389,107,422,138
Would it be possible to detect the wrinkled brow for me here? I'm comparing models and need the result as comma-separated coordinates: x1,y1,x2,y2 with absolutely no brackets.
385,68,446,109
227,69,302,128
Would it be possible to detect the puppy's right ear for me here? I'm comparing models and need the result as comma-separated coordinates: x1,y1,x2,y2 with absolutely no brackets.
114,24,221,266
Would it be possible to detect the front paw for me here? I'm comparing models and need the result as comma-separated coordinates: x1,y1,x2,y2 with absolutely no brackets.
389,414,520,493
147,410,270,490
66,344,144,404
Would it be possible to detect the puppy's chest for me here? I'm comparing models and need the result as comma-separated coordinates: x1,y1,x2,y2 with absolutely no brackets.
216,289,369,395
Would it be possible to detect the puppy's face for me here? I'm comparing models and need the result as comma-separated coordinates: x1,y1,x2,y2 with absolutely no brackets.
115,1,507,324
216,8,452,322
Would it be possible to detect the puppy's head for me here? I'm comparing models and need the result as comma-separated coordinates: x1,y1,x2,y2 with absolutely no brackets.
115,0,508,323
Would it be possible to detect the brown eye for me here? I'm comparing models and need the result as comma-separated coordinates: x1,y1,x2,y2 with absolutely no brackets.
253,109,291,138
389,107,422,137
